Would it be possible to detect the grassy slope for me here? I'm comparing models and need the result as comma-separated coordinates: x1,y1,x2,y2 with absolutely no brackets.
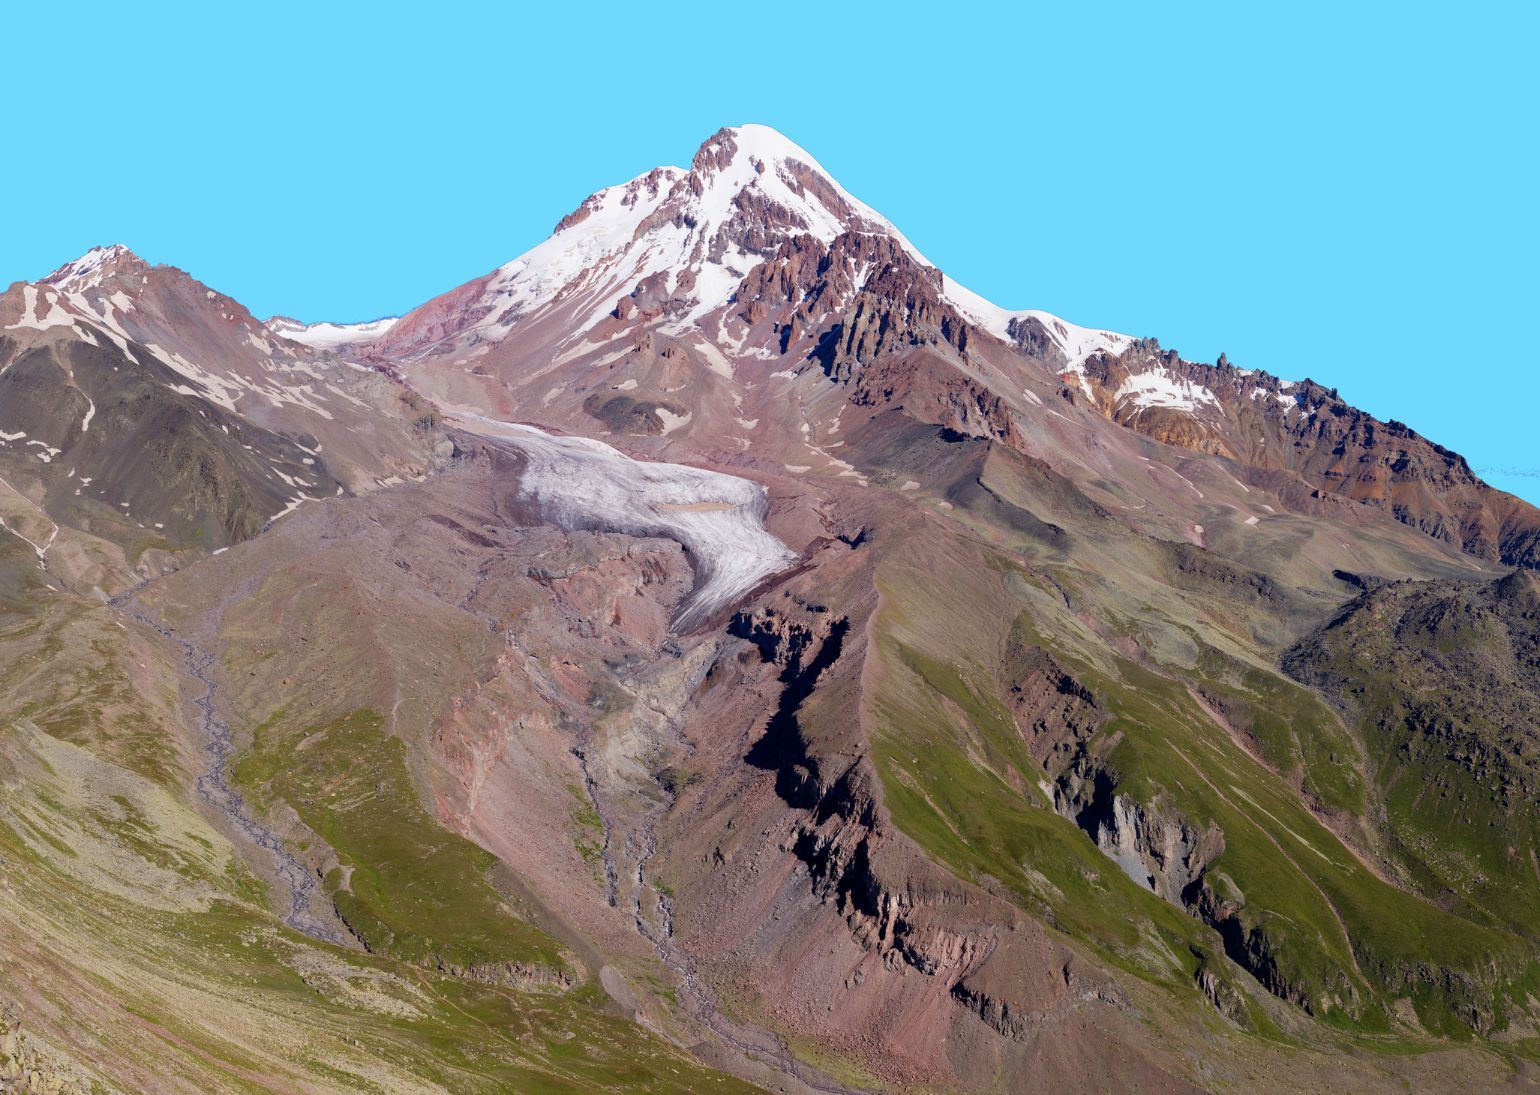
0,587,755,1092
233,708,567,974
1284,577,1540,937
859,475,1540,1060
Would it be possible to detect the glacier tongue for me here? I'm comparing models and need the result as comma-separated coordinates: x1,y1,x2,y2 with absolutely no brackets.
451,412,796,630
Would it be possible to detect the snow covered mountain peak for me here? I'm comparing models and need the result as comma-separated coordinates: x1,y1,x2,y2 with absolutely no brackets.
43,244,146,289
342,123,1131,373
369,124,925,360
672,124,909,252
691,123,809,174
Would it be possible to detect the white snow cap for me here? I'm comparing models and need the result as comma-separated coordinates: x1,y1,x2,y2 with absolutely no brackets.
44,244,137,287
466,122,902,337
687,124,905,247
694,126,1132,363
274,124,1131,367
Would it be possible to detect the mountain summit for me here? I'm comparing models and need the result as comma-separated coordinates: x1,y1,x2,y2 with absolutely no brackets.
348,125,1127,370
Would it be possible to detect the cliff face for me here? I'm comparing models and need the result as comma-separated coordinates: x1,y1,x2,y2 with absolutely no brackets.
662,594,1198,1092
1067,341,1540,569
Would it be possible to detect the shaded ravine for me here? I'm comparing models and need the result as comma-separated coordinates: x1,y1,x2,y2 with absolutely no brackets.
396,448,857,1093
577,762,860,1095
568,684,863,1095
110,582,347,946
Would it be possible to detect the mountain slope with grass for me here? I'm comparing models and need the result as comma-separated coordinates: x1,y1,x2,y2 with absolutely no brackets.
3,125,1539,1092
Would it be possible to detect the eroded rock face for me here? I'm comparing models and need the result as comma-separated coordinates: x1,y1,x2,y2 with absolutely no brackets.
1052,759,1223,907
1004,642,1375,1022
705,602,1164,1086
1005,313,1071,370
1002,640,1342,1017
1005,644,1104,769
734,230,973,377
1070,340,1540,569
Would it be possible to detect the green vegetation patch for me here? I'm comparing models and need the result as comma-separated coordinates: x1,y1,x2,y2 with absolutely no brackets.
866,548,1540,1043
234,709,566,974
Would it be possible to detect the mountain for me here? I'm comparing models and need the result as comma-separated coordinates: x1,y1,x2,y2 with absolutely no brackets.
0,246,440,593
1069,343,1540,568
3,125,1539,1094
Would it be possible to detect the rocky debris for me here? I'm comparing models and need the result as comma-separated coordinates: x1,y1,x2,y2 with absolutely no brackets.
1035,695,1352,1018
1045,736,1319,1013
1192,951,1251,1027
732,606,1011,997
1007,641,1221,906
110,588,348,946
0,1008,92,1095
1004,314,1070,370
843,348,1024,446
435,959,575,991
609,270,690,324
736,231,971,370
1183,877,1319,1013
1004,643,1104,768
789,766,988,981
1053,761,1223,907
951,960,1130,1043
1001,643,1333,1014
1286,569,1540,808
581,391,688,436
731,231,1003,449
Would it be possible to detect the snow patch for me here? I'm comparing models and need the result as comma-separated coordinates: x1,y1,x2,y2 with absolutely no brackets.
43,245,130,288
1116,369,1219,413
6,286,78,333
268,316,399,348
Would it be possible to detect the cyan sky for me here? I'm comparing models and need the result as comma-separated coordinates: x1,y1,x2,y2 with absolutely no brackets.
4,1,1535,500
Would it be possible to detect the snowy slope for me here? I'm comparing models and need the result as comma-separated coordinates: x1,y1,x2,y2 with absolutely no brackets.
371,124,1131,369
268,316,399,348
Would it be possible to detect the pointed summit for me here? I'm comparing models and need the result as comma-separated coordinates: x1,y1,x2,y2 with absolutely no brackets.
43,243,147,287
688,124,843,187
343,123,1128,374
370,123,924,362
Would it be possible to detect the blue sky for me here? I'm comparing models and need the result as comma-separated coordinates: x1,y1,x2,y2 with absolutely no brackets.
4,2,1536,500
